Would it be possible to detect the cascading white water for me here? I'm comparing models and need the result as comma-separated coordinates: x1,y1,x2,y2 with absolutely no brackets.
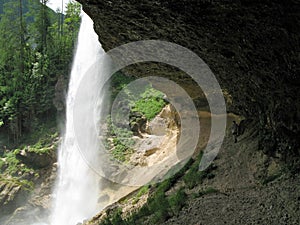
50,11,105,225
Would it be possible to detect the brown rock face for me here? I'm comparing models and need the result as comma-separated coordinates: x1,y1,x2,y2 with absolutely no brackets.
78,0,300,166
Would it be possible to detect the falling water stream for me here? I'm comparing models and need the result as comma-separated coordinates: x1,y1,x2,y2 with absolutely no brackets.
50,11,105,225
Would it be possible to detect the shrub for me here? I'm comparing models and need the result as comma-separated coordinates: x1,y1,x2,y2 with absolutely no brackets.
101,208,127,225
132,87,166,120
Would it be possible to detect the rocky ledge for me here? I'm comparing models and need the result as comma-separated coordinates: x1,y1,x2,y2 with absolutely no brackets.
78,0,300,168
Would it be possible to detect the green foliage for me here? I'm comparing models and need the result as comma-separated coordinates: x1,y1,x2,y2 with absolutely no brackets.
101,208,127,225
109,71,135,100
0,175,34,191
0,158,4,170
0,0,80,143
147,190,169,223
136,185,149,199
132,87,166,120
122,179,187,224
111,141,133,162
182,151,216,189
168,188,187,216
109,71,166,120
98,151,219,224
4,151,20,175
105,116,135,163
132,185,149,204
0,123,58,191
104,73,167,162
27,131,58,154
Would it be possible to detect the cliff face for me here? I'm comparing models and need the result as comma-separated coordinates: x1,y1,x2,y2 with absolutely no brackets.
78,0,300,166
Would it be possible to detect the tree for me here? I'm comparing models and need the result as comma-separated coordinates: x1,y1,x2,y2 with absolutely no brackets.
0,0,81,144
0,0,30,141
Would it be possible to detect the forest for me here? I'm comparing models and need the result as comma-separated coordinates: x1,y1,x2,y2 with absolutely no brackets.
0,0,80,145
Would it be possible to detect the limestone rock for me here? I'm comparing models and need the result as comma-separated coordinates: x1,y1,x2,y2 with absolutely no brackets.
130,105,179,167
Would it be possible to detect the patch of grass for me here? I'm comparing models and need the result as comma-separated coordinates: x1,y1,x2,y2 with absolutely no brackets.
4,151,23,176
147,191,170,224
110,142,134,162
124,178,186,224
132,185,149,204
18,118,57,147
182,152,204,189
128,180,187,223
27,132,58,154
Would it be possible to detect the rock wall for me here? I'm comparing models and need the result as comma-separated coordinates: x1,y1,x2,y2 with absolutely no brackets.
78,0,300,165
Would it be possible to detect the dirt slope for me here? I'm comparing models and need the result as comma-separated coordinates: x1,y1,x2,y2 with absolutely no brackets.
85,114,300,225
163,117,300,225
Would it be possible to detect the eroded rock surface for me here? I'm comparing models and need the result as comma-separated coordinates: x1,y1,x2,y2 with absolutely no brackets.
78,0,300,165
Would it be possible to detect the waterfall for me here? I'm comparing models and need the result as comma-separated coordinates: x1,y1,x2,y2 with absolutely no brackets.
50,11,105,225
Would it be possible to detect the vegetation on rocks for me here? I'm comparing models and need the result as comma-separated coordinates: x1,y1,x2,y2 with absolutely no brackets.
131,87,166,121
0,1,80,220
104,72,167,162
97,151,218,225
0,122,58,189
